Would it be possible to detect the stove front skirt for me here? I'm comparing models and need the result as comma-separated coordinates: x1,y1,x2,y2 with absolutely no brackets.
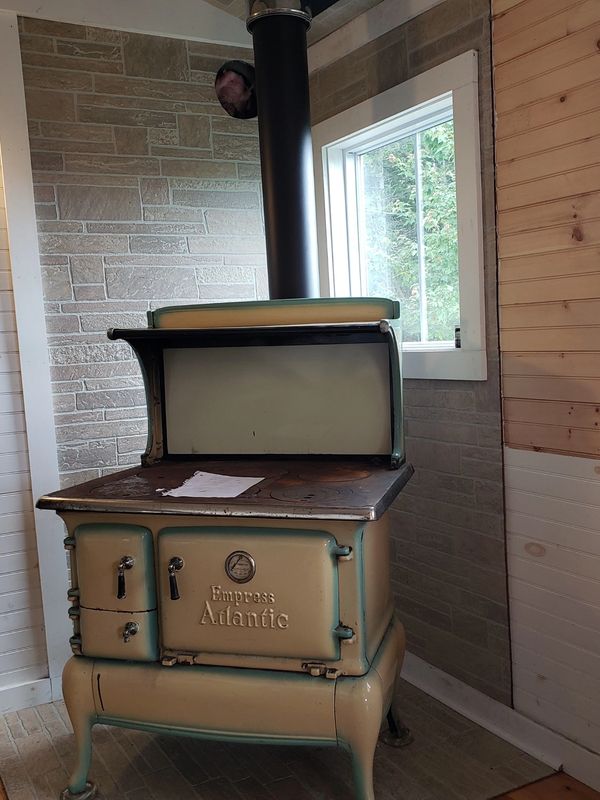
62,617,405,800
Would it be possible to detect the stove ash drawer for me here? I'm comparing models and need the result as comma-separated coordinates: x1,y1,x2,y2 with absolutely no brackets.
158,528,342,661
79,608,158,661
74,523,156,612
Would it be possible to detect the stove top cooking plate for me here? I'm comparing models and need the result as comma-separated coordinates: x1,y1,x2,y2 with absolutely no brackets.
38,458,413,521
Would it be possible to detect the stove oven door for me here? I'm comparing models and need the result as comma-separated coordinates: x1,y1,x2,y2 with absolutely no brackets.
158,527,342,663
74,523,158,661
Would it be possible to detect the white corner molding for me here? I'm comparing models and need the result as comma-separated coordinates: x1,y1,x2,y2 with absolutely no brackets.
402,652,600,792
0,10,71,699
0,0,251,46
308,0,446,73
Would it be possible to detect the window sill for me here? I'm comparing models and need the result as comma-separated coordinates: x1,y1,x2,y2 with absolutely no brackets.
402,347,487,381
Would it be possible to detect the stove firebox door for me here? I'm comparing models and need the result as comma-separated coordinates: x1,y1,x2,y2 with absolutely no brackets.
74,524,158,661
158,528,341,662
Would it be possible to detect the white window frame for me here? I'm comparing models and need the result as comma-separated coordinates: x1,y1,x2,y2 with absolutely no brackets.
313,50,487,381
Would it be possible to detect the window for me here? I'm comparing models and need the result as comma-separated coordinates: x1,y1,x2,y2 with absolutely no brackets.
313,51,487,381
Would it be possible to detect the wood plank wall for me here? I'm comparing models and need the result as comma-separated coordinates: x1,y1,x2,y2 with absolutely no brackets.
0,148,48,697
493,0,600,458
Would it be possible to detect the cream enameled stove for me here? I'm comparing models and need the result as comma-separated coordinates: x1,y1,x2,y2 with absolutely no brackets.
38,297,413,800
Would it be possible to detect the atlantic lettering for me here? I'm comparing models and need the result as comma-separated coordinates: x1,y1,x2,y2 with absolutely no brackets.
200,600,289,630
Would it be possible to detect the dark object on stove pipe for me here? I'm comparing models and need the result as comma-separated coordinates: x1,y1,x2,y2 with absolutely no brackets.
245,0,320,300
214,60,257,119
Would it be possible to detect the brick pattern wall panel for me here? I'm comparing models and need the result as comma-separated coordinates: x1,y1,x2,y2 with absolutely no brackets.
310,0,510,703
19,20,266,487
493,0,600,458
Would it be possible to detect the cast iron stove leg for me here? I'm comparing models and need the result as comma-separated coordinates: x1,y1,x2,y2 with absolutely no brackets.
380,707,414,748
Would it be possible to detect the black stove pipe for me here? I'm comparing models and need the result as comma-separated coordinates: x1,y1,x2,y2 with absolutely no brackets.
247,1,320,300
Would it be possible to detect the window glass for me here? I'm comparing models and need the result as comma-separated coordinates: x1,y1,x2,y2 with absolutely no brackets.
355,117,459,344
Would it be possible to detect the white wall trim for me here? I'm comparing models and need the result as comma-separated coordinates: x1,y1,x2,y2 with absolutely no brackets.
0,10,70,701
308,0,446,74
0,0,250,46
402,652,600,792
0,679,52,713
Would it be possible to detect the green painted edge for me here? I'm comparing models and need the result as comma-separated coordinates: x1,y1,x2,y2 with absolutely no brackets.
96,716,337,747
150,297,401,327
384,318,405,468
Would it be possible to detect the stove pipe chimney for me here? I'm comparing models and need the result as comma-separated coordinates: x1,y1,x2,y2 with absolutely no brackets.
246,0,320,300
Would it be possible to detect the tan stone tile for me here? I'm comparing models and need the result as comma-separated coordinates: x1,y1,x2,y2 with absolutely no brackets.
115,127,149,155
40,121,113,142
21,51,124,74
33,172,138,188
205,209,262,235
19,33,54,53
86,26,123,44
39,233,128,255
25,89,76,122
57,185,142,221
178,115,211,148
149,128,179,145
151,146,212,160
23,18,86,38
213,133,259,162
95,75,215,103
35,203,57,220
76,92,187,113
211,117,258,136
64,154,159,176
160,160,237,179
32,139,115,155
140,178,169,205
78,105,176,129
123,33,189,81
22,65,94,91
56,39,122,61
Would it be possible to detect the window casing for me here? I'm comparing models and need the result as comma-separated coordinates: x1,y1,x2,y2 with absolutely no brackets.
313,51,487,381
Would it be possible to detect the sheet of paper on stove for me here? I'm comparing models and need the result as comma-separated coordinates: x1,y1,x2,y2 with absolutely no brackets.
157,470,264,498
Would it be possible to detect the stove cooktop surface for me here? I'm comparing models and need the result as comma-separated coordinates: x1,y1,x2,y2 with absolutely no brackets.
38,458,413,520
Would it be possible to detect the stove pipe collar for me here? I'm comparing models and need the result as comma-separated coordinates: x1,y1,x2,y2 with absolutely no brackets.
247,0,312,30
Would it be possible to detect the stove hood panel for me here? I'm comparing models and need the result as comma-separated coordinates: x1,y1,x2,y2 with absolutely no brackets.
164,342,391,456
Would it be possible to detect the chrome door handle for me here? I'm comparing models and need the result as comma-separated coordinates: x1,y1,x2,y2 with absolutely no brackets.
117,555,135,599
168,557,184,600
123,621,139,643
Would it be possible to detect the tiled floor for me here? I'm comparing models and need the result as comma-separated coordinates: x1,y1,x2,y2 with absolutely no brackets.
0,680,554,800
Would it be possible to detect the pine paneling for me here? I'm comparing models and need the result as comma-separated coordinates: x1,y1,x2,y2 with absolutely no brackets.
494,0,600,459
505,448,600,755
0,150,47,695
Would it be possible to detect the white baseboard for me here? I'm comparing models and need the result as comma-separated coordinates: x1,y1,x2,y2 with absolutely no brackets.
0,679,52,713
402,652,600,792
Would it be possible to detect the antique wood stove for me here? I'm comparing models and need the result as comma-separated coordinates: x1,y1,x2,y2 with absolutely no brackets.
37,3,415,799
38,297,414,800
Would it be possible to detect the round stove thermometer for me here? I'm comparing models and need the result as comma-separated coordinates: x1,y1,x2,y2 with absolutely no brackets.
225,551,256,583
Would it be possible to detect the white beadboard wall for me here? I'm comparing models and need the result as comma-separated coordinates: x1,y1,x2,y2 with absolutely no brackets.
505,446,600,756
0,148,48,698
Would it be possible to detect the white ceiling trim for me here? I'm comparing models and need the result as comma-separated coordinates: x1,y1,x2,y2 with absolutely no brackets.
0,0,252,46
308,0,446,74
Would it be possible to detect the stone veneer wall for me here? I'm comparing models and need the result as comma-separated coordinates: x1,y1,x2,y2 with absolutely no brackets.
310,0,511,703
19,19,265,487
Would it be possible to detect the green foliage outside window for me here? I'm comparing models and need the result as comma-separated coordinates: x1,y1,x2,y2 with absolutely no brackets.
360,120,459,342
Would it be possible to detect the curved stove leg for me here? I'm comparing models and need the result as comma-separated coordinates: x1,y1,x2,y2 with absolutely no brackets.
336,671,384,800
61,658,97,800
